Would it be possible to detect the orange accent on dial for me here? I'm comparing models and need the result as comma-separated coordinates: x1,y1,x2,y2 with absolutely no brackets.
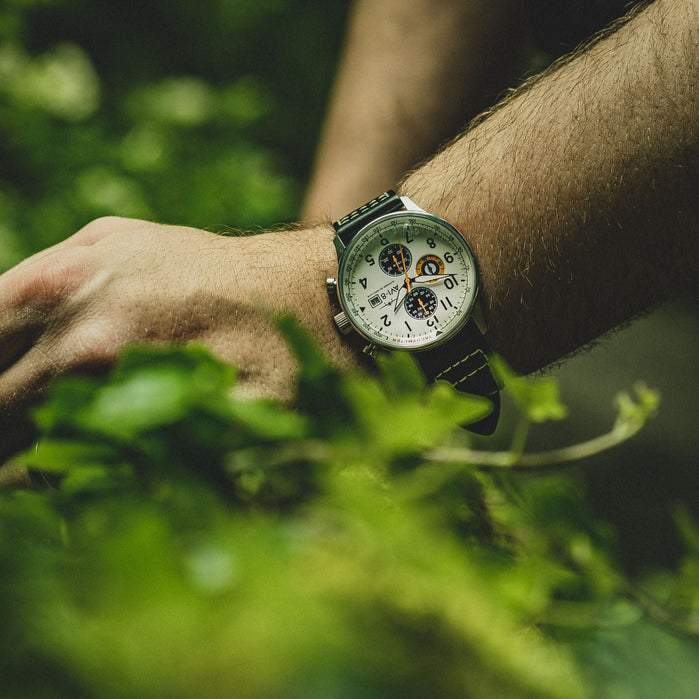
416,254,445,276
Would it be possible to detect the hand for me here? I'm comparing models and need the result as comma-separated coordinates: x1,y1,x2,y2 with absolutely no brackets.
0,217,359,418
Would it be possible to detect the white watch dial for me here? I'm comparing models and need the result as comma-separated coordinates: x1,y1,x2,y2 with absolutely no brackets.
337,211,478,350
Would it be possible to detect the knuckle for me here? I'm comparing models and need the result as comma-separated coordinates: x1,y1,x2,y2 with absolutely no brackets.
69,318,125,367
76,215,134,241
27,252,89,305
86,215,127,231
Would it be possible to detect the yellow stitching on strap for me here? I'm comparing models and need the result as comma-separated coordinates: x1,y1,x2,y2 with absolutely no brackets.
435,349,498,396
434,349,483,381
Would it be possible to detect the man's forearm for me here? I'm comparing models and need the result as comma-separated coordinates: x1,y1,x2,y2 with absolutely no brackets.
303,0,529,220
401,0,698,374
0,0,695,434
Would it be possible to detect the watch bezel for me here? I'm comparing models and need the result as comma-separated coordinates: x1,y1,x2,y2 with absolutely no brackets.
336,209,480,352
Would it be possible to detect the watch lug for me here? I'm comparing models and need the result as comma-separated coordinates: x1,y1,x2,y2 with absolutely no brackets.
326,277,337,295
333,235,346,260
398,195,427,215
362,343,377,358
472,300,488,335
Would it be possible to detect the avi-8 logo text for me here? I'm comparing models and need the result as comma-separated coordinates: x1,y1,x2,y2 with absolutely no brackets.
369,283,401,308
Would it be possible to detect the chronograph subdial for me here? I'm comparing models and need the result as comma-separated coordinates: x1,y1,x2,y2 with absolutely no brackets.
379,243,412,276
404,287,438,319
416,254,444,277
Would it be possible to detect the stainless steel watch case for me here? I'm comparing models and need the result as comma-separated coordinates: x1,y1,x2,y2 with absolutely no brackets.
328,195,486,353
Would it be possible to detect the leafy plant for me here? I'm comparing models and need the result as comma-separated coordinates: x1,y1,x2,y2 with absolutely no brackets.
1,317,697,698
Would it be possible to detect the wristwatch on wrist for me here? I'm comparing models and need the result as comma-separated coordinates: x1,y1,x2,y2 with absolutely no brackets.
326,190,500,435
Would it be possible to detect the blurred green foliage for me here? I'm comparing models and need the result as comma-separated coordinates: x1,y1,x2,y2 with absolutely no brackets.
0,0,348,269
1,323,698,696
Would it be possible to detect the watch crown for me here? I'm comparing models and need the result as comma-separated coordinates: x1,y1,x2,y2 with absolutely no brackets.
333,311,353,335
326,277,337,294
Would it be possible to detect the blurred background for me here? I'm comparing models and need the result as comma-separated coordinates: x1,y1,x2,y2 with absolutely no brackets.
1,0,696,581
0,0,349,263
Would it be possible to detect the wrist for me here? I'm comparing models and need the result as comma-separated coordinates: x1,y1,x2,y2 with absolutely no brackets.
216,226,361,400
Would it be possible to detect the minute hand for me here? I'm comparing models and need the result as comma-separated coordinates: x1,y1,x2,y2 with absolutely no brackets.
393,281,408,312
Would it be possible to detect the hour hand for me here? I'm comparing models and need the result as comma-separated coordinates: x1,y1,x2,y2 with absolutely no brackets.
412,273,456,284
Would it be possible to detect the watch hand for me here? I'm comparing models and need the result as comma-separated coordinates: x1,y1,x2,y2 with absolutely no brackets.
397,238,412,293
412,273,456,284
418,298,428,316
393,282,408,312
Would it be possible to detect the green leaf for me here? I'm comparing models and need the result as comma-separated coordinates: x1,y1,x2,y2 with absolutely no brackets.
23,438,121,474
80,367,192,439
276,313,334,384
491,355,568,423
229,398,306,441
341,371,490,461
373,350,428,397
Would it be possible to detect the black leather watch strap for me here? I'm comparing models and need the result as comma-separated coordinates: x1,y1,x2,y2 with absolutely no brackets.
333,190,404,246
414,318,500,436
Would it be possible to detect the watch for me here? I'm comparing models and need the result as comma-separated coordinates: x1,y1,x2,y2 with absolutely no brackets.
327,190,500,435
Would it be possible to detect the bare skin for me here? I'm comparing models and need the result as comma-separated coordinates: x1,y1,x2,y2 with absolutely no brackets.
303,0,530,220
0,219,355,413
309,0,698,371
402,0,698,373
0,0,696,447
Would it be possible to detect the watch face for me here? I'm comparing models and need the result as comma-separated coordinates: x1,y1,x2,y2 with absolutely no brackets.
337,211,479,350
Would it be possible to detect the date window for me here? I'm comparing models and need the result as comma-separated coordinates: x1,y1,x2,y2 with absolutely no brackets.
369,294,381,308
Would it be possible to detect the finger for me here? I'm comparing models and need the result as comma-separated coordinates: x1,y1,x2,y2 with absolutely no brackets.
0,321,90,413
0,245,98,381
0,343,55,415
0,221,141,380
0,216,136,284
0,328,33,373
0,253,77,339
0,257,54,371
